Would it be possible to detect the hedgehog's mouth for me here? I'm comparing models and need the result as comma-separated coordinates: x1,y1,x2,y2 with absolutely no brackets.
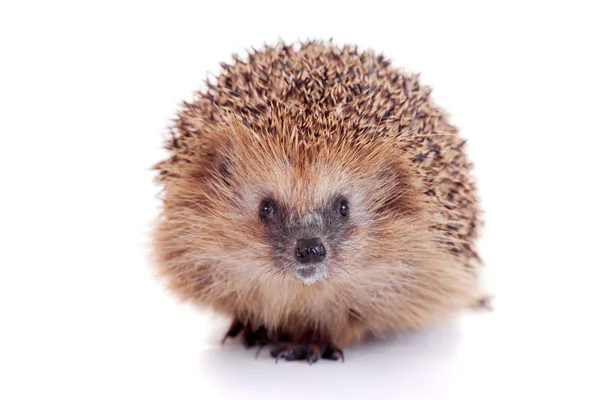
294,265,326,285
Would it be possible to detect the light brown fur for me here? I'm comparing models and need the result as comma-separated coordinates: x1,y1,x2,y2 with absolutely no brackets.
152,40,484,352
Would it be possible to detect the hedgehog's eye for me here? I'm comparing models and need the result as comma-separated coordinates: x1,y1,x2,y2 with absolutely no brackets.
259,198,276,221
335,196,349,218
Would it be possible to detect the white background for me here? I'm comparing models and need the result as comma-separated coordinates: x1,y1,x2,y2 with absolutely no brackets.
1,1,599,399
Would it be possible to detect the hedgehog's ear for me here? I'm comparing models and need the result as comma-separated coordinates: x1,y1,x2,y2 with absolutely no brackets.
194,114,250,186
375,159,420,215
200,132,236,186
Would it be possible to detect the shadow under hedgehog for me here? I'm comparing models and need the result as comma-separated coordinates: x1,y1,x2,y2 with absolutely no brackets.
151,40,488,364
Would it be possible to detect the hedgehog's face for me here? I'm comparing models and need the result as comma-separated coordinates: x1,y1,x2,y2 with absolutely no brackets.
157,120,426,297
255,191,353,285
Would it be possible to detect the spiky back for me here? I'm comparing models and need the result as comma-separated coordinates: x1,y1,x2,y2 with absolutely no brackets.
157,40,482,269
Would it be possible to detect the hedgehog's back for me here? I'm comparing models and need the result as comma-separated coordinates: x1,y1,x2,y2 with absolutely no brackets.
170,40,482,269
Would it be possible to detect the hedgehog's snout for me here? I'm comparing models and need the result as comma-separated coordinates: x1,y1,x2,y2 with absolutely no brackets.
294,237,326,264
292,237,328,284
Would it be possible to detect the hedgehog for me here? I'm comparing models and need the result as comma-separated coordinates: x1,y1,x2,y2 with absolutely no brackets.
151,40,486,364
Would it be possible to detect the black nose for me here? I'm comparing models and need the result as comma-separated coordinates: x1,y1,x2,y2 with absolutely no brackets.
295,238,326,264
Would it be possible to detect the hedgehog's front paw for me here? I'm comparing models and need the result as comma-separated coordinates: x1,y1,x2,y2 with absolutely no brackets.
222,318,270,348
270,343,344,364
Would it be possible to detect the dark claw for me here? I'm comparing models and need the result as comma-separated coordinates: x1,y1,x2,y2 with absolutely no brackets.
272,345,310,362
322,346,345,362
222,319,271,349
306,349,319,365
243,328,257,347
221,319,244,344
222,321,344,364
270,343,343,364
243,325,269,348
254,344,265,359
270,344,291,362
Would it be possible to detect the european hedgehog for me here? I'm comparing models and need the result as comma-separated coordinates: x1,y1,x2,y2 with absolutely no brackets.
152,40,485,363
